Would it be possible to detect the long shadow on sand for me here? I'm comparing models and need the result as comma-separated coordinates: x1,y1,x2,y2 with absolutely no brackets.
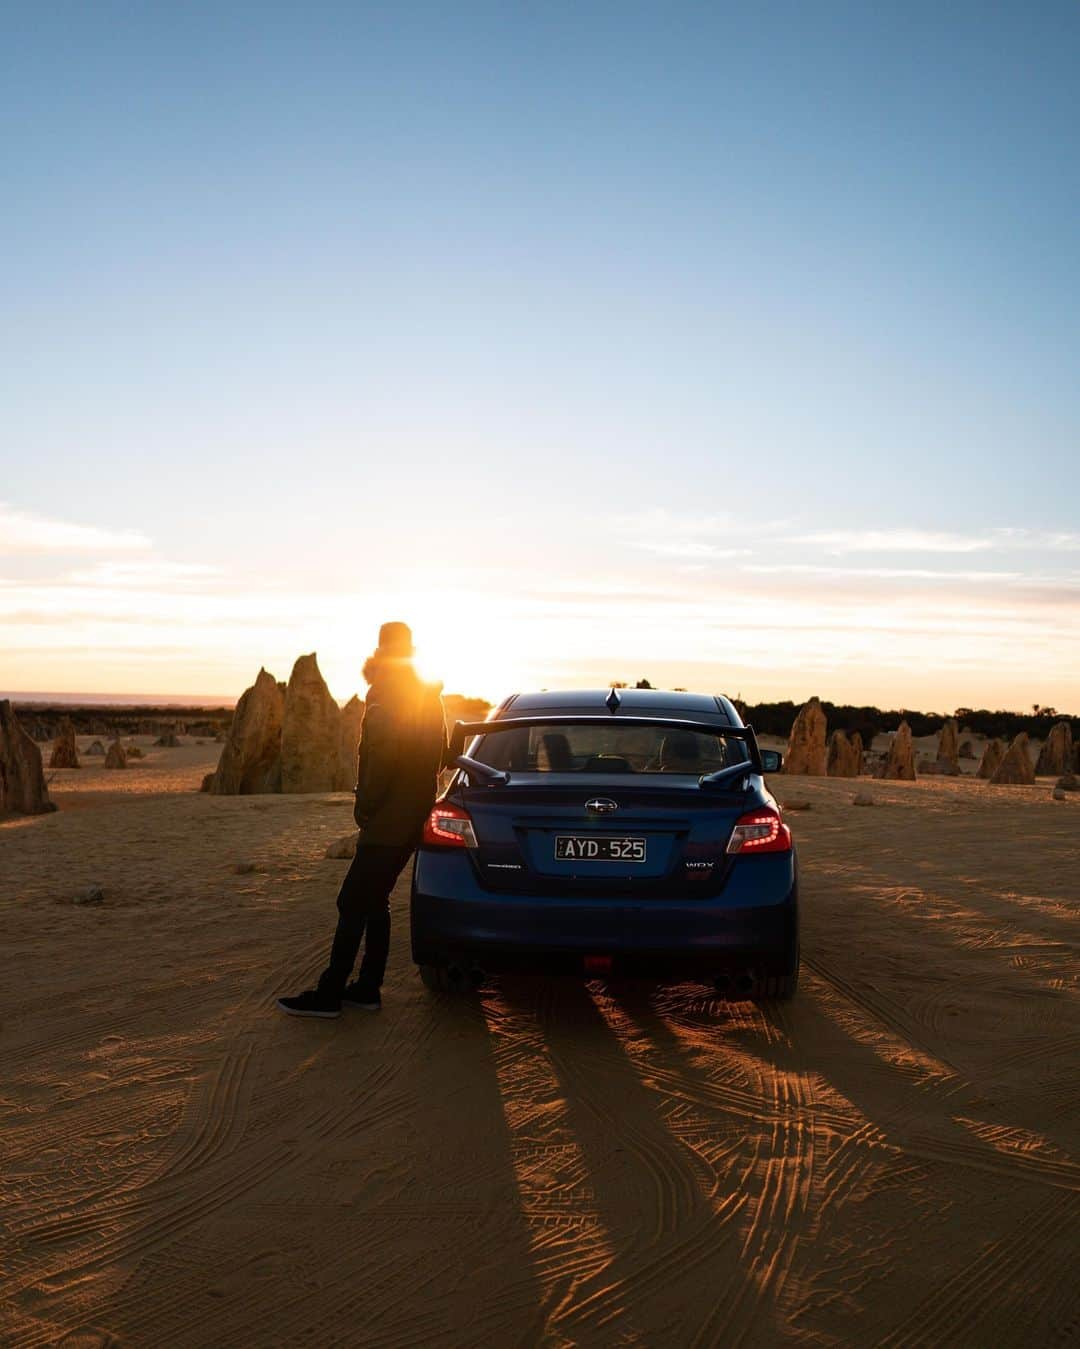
606,975,1079,1347
493,977,751,1345
3,955,550,1349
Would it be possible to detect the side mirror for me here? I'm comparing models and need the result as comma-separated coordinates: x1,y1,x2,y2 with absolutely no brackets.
760,749,783,774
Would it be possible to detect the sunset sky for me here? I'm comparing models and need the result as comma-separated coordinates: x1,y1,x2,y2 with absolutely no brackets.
3,3,1078,713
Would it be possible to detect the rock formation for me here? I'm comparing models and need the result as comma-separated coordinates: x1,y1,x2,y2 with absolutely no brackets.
826,729,861,778
880,721,916,781
338,694,365,791
1035,721,1073,777
0,700,56,815
990,733,1036,786
207,668,286,795
126,743,145,759
205,655,366,797
104,740,127,769
280,653,352,794
935,719,961,774
154,723,181,747
976,739,1005,779
958,739,976,760
49,717,80,769
784,697,827,775
1055,773,1079,793
86,740,106,756
325,832,359,859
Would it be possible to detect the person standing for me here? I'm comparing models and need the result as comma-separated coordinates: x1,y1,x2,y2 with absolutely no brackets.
278,622,446,1018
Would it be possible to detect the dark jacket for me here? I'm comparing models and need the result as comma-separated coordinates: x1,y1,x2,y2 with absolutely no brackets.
353,669,447,846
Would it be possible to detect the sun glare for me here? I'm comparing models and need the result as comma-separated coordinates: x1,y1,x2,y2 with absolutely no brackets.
321,595,531,703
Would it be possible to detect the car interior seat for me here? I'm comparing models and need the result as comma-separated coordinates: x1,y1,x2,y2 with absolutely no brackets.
537,733,573,771
582,754,635,773
658,732,703,773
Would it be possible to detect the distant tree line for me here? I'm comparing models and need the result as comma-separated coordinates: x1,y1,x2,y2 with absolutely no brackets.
608,681,1076,745
738,700,1077,745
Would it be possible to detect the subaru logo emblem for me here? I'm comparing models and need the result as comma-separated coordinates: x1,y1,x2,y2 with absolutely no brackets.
586,798,618,814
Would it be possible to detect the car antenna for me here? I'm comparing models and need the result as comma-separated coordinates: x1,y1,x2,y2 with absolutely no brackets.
605,687,621,713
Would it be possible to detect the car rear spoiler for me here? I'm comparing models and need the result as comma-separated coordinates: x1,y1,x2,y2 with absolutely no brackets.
449,715,767,774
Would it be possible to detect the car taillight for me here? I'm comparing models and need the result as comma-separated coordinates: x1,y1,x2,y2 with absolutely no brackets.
422,803,478,849
726,807,792,855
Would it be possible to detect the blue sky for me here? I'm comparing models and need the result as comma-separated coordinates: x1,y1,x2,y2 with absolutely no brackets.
2,2,1078,709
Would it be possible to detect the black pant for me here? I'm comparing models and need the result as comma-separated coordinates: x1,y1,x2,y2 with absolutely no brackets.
317,843,415,998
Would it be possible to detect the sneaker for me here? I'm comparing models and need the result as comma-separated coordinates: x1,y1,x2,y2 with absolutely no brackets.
342,981,382,1012
276,989,341,1019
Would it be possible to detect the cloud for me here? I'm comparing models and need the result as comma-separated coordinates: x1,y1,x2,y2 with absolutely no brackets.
607,509,741,540
638,541,751,560
63,560,222,588
606,507,785,553
740,563,1022,583
793,529,992,555
792,526,1080,556
992,528,1080,552
0,501,150,556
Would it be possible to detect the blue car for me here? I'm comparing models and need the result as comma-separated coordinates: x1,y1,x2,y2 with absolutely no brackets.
410,688,799,1000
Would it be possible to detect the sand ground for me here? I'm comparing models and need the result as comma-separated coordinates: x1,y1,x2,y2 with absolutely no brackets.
1,739,1077,1347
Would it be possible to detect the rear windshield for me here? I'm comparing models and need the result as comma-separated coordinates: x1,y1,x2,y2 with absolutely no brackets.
471,723,745,775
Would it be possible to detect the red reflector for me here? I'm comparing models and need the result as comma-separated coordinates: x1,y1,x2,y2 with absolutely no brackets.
584,956,613,974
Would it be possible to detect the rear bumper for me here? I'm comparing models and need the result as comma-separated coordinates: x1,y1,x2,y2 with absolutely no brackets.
410,848,798,977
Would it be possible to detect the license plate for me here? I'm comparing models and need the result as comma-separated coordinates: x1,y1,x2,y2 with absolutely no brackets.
555,835,646,862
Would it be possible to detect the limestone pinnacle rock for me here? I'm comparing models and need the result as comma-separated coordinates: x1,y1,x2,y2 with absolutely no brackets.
280,653,352,794
976,738,1005,779
207,668,286,795
784,697,827,776
104,739,128,769
935,719,961,774
0,700,57,815
338,695,365,793
1035,721,1073,777
880,721,916,781
826,729,861,778
990,733,1036,786
49,717,80,769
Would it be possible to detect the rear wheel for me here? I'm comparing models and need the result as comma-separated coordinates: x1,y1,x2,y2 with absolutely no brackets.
754,943,800,1002
418,963,470,995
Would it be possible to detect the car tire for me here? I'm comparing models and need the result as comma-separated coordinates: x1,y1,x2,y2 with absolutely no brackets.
418,963,468,995
754,944,800,1002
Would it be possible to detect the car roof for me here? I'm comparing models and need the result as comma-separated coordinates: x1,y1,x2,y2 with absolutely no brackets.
494,688,740,724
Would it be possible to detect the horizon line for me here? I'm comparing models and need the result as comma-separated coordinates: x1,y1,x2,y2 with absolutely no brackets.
4,688,1074,721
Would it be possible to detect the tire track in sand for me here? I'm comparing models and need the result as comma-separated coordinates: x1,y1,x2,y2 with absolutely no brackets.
64,955,452,1346
879,1188,1080,1347
689,1020,815,1348
3,932,330,1340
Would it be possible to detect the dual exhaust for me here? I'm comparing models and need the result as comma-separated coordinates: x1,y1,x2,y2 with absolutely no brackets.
713,970,758,996
446,963,487,989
